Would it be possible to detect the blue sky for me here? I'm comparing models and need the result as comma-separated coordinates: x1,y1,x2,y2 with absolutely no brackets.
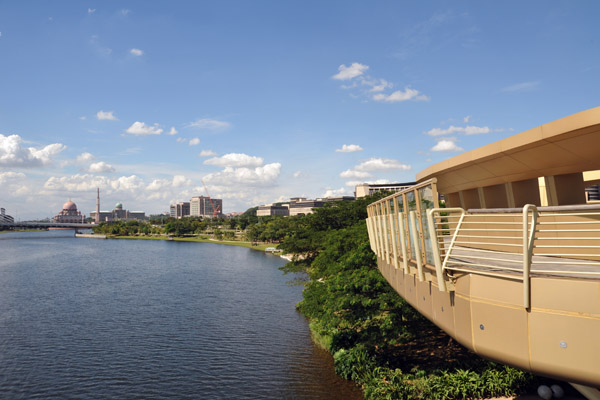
1,1,599,219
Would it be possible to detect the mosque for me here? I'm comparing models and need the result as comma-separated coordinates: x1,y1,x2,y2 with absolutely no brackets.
53,200,86,223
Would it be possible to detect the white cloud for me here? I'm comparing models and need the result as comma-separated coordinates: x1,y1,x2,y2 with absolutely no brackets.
373,88,428,102
146,175,191,191
0,171,26,184
340,169,372,179
88,161,116,173
79,116,87,120
176,137,187,143
88,8,96,14
501,81,540,93
187,118,231,131
426,125,491,136
464,115,471,123
203,163,281,186
199,149,217,157
96,110,118,121
130,48,143,56
0,134,66,168
332,62,369,80
204,153,264,168
77,152,95,163
354,157,411,172
121,9,130,16
431,139,464,152
44,174,145,193
125,121,163,135
323,187,349,198
189,138,200,146
168,127,178,135
335,144,363,153
368,79,392,93
292,171,304,178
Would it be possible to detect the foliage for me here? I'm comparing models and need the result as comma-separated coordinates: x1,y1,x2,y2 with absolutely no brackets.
276,193,536,399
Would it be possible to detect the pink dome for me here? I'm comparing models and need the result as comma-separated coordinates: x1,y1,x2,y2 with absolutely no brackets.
63,200,77,211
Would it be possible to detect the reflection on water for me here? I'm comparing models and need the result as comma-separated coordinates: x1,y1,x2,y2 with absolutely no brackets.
0,233,362,399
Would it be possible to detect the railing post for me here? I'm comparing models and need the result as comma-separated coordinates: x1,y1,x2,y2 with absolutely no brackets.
440,208,466,272
427,208,447,292
409,211,425,281
389,206,399,269
522,204,538,310
398,212,409,273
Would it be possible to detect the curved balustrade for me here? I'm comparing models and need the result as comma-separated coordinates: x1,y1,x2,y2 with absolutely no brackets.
366,182,600,390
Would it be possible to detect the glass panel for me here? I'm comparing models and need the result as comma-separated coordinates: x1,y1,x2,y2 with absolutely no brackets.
418,185,435,264
406,191,416,259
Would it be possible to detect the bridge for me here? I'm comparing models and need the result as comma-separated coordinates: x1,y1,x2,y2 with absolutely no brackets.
0,221,94,230
366,107,600,399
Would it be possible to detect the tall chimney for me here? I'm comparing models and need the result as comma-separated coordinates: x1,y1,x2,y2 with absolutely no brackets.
95,187,100,223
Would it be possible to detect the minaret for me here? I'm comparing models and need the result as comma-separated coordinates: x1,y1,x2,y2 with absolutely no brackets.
95,188,100,223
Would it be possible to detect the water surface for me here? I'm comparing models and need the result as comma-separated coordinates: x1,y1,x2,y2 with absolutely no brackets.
0,231,362,399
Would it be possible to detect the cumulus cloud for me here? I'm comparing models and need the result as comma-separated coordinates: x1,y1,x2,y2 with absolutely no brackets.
130,48,143,56
168,127,178,135
199,149,217,157
88,161,116,173
189,138,200,146
332,62,428,103
0,171,26,184
97,110,118,121
373,88,429,102
426,125,491,136
44,174,145,193
335,144,363,153
323,187,349,198
146,175,191,191
204,153,264,168
125,121,163,135
353,157,411,172
0,134,66,168
332,62,369,80
203,163,281,186
77,152,95,163
187,118,231,131
431,139,464,152
340,169,373,179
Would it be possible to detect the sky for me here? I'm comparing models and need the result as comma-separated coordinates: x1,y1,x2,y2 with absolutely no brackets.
1,1,599,219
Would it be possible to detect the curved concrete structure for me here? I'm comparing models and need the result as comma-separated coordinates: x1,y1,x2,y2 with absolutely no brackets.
366,108,600,396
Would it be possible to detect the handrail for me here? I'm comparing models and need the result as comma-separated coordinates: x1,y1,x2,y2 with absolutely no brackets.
522,204,538,310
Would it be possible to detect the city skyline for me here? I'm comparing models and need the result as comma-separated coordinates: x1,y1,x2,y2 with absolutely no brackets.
1,1,599,219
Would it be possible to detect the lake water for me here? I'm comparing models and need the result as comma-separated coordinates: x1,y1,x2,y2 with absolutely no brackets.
0,231,362,399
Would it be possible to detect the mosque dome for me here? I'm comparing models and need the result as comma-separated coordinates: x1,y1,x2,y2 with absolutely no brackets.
115,202,123,210
63,200,77,211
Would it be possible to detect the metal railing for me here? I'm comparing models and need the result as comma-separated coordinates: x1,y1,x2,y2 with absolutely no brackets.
426,204,600,309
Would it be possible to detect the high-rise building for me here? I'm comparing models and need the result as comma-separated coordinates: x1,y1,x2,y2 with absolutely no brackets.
190,196,222,217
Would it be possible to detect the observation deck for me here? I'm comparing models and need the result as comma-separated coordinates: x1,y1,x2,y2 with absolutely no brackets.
366,107,600,398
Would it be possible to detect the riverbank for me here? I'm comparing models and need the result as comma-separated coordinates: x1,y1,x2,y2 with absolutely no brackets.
107,234,276,252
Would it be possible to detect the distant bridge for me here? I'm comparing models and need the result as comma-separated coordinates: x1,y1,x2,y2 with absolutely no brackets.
0,221,94,230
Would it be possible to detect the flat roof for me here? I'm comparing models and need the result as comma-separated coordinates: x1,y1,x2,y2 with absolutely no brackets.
416,106,600,193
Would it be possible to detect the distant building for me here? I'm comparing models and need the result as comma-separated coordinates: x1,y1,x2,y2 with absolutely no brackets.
190,196,223,217
257,204,290,217
355,182,416,198
169,202,190,219
90,202,146,222
323,196,355,203
54,200,85,223
288,198,325,216
0,208,14,224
